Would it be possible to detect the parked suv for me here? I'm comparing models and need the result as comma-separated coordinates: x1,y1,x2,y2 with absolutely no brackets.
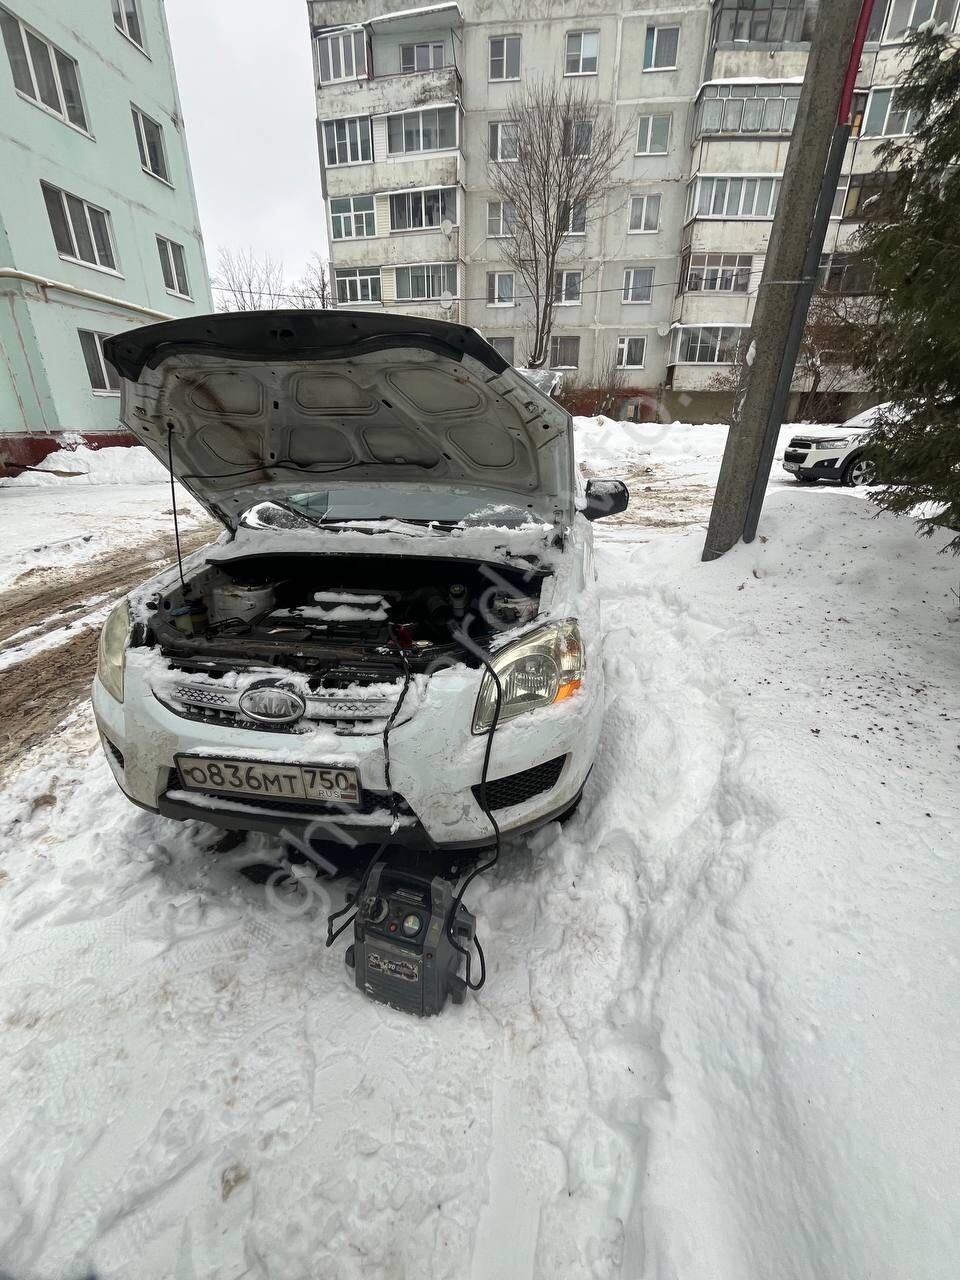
782,404,891,486
93,312,628,852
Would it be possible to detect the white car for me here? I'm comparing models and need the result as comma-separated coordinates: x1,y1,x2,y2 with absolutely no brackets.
782,404,889,486
93,312,628,854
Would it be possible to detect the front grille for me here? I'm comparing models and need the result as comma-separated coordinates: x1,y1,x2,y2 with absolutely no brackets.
789,438,814,450
472,755,566,812
103,735,125,769
784,449,808,463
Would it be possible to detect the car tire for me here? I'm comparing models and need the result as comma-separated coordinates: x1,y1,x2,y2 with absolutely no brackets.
841,454,877,486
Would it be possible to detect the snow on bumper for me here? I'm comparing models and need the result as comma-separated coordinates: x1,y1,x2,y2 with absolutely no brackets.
92,650,601,849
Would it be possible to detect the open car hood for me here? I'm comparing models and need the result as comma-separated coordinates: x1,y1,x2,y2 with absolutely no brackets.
104,311,575,533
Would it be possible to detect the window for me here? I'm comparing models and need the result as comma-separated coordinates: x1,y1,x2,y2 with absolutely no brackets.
623,268,654,303
395,262,457,301
832,172,902,220
563,118,593,156
712,0,805,45
156,235,189,296
486,271,515,305
565,31,599,75
674,325,746,364
616,336,646,369
389,187,456,232
331,194,376,239
695,82,801,137
862,87,922,137
685,175,782,220
487,199,516,237
400,41,444,72
335,267,381,304
317,29,366,83
489,34,520,80
553,270,582,304
636,113,671,154
818,252,873,295
884,0,955,41
644,25,679,70
1,10,87,130
850,90,869,137
323,116,372,165
41,181,117,270
112,0,144,50
131,106,169,182
78,329,120,393
487,335,515,363
682,252,753,293
629,193,661,232
562,198,586,233
387,107,457,154
550,335,580,368
488,120,518,161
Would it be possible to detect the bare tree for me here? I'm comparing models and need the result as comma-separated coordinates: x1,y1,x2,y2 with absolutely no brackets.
794,291,873,420
286,253,333,309
490,78,630,368
211,247,287,312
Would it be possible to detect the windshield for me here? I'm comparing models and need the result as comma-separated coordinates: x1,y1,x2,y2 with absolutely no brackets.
239,486,542,531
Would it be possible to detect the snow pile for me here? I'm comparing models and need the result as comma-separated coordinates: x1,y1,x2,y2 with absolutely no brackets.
574,414,730,472
2,444,168,487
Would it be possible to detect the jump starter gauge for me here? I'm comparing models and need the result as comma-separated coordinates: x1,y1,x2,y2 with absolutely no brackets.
345,863,475,1017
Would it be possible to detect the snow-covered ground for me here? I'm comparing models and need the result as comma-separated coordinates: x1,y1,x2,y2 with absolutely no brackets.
0,422,957,1280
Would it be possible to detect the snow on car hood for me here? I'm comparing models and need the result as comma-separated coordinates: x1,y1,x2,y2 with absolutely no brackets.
103,311,575,532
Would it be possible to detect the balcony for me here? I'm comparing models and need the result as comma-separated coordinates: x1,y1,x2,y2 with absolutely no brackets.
318,64,462,116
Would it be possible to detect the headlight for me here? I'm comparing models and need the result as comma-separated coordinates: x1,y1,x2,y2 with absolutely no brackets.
472,620,583,734
814,438,851,450
97,600,130,703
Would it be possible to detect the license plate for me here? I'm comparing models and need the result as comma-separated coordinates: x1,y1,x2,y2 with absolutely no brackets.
176,755,360,805
784,462,799,472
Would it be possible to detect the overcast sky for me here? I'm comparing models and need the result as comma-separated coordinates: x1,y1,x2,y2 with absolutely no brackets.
165,0,325,289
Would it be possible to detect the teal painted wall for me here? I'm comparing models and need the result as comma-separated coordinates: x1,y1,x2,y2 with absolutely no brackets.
0,0,212,437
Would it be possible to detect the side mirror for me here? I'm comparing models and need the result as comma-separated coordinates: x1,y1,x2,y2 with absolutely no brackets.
583,478,630,521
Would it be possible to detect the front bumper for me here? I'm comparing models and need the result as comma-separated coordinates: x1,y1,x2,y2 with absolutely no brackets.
783,449,844,480
93,649,602,851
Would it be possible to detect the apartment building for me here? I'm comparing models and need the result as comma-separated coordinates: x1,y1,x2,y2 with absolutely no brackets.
0,0,211,468
308,0,955,420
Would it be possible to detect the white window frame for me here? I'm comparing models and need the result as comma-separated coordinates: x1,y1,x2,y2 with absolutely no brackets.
489,34,521,81
486,199,515,237
400,41,445,72
643,24,680,72
673,324,748,365
685,174,782,221
616,335,647,369
629,193,662,233
387,106,459,156
322,116,372,166
862,85,922,137
623,267,654,304
112,0,145,52
550,334,580,368
487,335,515,363
387,186,457,233
696,82,801,139
131,104,170,183
563,117,593,157
636,113,671,155
78,329,120,394
330,193,376,240
565,30,599,76
317,28,366,84
564,198,586,234
486,271,515,306
394,262,457,302
489,119,519,161
884,0,955,42
0,9,89,133
335,266,382,304
683,252,753,293
553,269,583,305
41,181,119,274
156,234,190,297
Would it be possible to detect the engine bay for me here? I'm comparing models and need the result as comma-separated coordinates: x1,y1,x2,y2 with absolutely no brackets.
141,553,546,680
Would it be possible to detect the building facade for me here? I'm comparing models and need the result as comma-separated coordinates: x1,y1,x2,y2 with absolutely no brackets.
308,0,954,420
0,0,211,466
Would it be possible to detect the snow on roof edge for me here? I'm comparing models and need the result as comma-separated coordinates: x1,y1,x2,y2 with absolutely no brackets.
368,2,462,25
700,75,805,86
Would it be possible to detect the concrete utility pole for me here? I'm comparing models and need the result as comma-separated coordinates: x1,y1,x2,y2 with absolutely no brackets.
702,0,874,562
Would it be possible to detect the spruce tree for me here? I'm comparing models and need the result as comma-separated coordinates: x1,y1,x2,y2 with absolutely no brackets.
856,21,960,549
